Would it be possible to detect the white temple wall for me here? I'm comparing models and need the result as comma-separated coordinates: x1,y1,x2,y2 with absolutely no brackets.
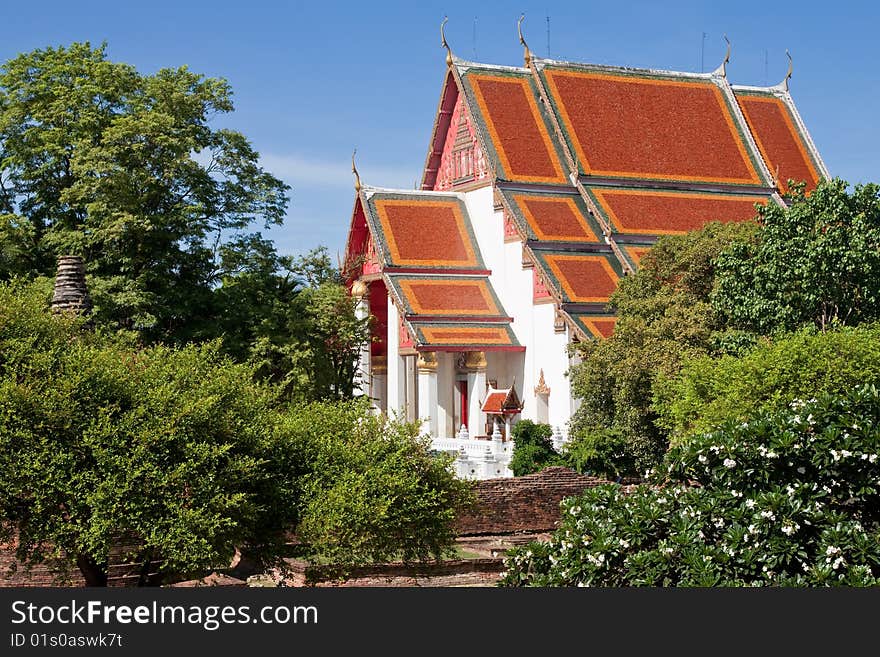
532,302,573,439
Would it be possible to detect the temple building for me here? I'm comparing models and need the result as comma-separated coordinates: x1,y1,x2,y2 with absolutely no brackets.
343,27,828,478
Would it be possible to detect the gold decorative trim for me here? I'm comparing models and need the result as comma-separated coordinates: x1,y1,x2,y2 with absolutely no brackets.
417,351,438,372
464,350,487,371
534,369,550,396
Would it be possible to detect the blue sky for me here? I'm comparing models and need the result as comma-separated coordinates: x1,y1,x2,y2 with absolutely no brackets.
2,0,876,258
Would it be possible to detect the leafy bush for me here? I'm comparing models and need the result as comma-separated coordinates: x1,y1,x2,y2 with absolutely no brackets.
282,400,474,566
656,325,880,443
500,386,880,586
559,428,636,481
509,420,559,476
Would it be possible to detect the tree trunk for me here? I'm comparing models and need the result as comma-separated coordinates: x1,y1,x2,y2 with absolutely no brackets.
77,554,108,587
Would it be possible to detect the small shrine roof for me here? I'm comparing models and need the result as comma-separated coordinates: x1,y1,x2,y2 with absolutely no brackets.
480,384,523,414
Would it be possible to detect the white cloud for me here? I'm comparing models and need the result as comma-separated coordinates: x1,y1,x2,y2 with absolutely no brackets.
260,152,418,190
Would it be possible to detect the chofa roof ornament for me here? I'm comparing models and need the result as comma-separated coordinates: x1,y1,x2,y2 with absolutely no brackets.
518,14,532,67
782,49,793,91
440,16,453,67
716,34,731,78
351,148,361,193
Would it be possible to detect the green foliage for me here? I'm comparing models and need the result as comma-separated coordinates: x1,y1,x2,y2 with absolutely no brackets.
501,386,880,586
559,427,635,481
656,325,880,443
567,221,759,476
288,401,473,566
0,283,298,584
0,42,290,342
713,179,880,333
0,282,465,583
509,420,560,476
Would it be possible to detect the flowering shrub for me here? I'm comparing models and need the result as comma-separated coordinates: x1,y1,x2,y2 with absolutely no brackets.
500,385,880,586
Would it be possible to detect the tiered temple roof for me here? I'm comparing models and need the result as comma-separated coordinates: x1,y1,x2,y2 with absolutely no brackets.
348,30,829,342
348,187,520,351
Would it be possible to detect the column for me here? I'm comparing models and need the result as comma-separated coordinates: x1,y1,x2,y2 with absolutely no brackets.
370,357,386,414
351,280,370,398
465,351,487,438
416,351,438,438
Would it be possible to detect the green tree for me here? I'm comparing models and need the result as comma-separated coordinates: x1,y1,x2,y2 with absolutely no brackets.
244,248,371,402
0,42,289,342
509,420,559,476
713,179,880,333
501,385,880,587
567,221,759,476
655,324,880,443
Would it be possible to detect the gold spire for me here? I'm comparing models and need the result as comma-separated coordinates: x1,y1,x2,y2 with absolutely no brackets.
783,49,793,91
518,14,532,67
440,16,453,67
351,148,361,193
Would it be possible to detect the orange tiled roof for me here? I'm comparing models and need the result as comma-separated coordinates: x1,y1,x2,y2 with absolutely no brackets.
411,323,521,350
584,186,770,236
734,88,823,195
386,274,508,319
458,65,569,185
537,63,769,187
499,188,605,244
568,313,618,340
531,250,623,305
363,190,484,270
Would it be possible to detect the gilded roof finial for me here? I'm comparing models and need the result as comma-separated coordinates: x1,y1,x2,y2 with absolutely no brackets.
783,49,793,91
440,16,453,67
352,148,361,193
720,34,731,77
518,14,532,67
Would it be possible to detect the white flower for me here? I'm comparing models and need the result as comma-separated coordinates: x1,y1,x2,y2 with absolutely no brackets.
723,458,737,469
840,450,852,459
619,539,630,549
797,466,806,474
781,521,799,536
748,524,757,534
826,546,840,556
766,450,778,458
745,499,756,509
760,510,775,521
832,556,845,570
661,546,674,555
870,454,878,464
731,490,743,498
698,454,708,464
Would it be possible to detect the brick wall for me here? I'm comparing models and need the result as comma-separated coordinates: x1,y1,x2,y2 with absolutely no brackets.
0,538,86,587
455,466,611,536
